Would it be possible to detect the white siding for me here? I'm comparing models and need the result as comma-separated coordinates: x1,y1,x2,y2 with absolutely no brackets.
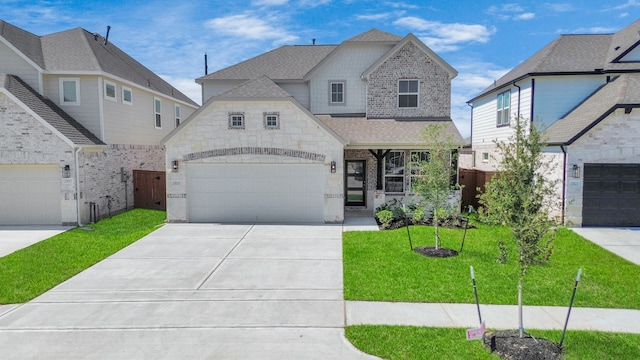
279,82,309,108
201,79,244,103
0,41,41,92
471,87,517,147
309,44,392,114
620,44,640,61
533,75,607,130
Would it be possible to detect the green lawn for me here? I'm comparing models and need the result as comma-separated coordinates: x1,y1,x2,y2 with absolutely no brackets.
0,209,165,304
345,326,640,360
343,223,640,308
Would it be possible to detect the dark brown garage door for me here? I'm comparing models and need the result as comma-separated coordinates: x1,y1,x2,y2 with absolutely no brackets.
582,164,640,226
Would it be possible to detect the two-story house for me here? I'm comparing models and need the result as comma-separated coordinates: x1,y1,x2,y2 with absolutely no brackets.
0,20,198,225
464,19,640,227
163,29,462,223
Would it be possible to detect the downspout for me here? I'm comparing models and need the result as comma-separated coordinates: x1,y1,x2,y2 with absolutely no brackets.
466,101,473,147
560,145,567,225
513,81,521,118
74,146,83,227
530,79,535,122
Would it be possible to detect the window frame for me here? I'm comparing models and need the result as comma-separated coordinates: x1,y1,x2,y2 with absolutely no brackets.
228,112,245,129
384,150,405,193
154,97,162,129
263,112,279,129
410,151,430,192
59,77,80,106
398,79,419,108
122,86,132,105
329,80,345,105
175,104,181,128
104,80,117,102
496,90,511,127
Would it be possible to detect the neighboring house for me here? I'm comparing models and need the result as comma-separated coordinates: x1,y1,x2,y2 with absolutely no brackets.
0,20,198,225
163,29,462,223
465,18,640,227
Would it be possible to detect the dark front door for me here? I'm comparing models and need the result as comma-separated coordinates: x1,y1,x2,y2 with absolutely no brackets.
345,160,366,206
133,170,166,211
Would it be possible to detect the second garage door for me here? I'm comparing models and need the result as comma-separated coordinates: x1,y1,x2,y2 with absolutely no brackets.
0,165,61,225
187,163,324,223
582,163,640,227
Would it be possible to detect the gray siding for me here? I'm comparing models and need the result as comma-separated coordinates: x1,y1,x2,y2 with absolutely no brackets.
0,41,41,92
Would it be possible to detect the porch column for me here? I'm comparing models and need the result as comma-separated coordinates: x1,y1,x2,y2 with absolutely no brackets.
368,149,390,190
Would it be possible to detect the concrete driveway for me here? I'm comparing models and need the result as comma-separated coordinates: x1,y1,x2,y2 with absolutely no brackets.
571,227,640,265
0,226,73,257
0,223,377,359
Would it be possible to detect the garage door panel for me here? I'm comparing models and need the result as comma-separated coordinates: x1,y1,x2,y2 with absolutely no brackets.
187,163,324,223
582,163,640,227
0,165,61,225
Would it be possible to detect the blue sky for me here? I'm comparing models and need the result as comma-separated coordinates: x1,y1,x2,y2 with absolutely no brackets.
1,0,639,137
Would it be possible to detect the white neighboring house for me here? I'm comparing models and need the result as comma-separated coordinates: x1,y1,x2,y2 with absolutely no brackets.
0,20,198,225
465,18,640,227
163,29,462,223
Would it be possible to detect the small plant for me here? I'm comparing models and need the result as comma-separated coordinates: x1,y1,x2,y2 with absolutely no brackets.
376,210,394,229
412,208,425,223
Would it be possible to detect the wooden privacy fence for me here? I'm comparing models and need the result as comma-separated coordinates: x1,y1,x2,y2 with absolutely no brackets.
458,168,496,210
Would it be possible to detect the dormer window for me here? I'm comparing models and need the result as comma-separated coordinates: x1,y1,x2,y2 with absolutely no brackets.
329,81,345,104
60,78,80,106
398,80,419,108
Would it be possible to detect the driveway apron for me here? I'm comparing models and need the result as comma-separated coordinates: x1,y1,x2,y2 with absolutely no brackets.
0,223,376,359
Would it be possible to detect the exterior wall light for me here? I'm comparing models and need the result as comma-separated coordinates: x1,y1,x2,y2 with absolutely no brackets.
172,160,179,172
330,161,336,173
571,164,580,178
62,164,71,178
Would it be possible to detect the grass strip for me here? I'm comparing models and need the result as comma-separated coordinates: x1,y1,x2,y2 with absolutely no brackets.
343,224,640,308
0,209,165,304
345,325,640,360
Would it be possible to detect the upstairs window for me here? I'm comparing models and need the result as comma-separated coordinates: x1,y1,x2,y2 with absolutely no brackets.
154,98,162,129
175,104,181,127
329,81,345,104
398,80,419,108
264,112,279,129
104,81,116,101
384,151,405,193
497,90,511,126
122,87,132,105
229,112,244,129
60,78,80,105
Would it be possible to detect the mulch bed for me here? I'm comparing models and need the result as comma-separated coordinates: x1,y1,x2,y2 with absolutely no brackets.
484,330,563,360
413,246,459,258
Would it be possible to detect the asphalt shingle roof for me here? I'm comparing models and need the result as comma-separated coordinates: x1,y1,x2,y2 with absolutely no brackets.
216,75,292,99
345,29,403,43
317,115,463,147
1,73,104,146
544,73,640,145
0,20,45,69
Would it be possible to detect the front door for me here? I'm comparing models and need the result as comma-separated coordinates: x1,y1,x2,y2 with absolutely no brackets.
345,160,366,206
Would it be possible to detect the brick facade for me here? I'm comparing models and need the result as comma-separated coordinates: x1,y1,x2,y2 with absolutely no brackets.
367,41,451,119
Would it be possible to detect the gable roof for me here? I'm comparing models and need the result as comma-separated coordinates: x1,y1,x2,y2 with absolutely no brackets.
317,115,463,148
545,74,640,145
1,73,104,146
196,45,336,82
607,18,640,64
345,29,403,43
0,19,197,106
362,33,457,80
216,75,293,99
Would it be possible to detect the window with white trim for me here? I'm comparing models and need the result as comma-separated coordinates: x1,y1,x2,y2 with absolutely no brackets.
59,78,80,105
398,79,418,108
264,112,279,129
329,81,345,104
497,90,511,126
410,151,429,192
384,151,405,193
175,104,181,127
154,98,162,128
104,81,116,101
229,112,244,129
482,152,489,162
122,87,132,105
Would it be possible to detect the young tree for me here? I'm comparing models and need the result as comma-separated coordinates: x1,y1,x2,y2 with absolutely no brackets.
478,116,558,338
410,123,462,250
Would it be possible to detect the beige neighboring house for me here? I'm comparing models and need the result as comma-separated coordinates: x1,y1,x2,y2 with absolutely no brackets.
163,29,462,223
0,20,198,225
465,19,640,227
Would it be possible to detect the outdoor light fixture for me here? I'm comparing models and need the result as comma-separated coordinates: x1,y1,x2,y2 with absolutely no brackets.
172,160,179,172
62,164,71,178
330,161,336,173
571,164,580,178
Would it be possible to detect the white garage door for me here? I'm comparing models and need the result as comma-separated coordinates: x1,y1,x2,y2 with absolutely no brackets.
0,165,61,225
187,163,324,223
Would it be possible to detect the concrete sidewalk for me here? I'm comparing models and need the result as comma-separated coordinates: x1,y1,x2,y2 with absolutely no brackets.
0,223,376,360
347,301,640,333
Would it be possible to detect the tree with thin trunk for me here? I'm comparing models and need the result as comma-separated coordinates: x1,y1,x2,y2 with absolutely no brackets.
478,116,558,338
410,123,461,249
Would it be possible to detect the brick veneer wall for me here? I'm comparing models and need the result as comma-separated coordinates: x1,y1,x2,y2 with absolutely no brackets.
367,41,451,119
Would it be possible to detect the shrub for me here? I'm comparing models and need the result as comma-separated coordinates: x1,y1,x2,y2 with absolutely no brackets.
376,210,394,229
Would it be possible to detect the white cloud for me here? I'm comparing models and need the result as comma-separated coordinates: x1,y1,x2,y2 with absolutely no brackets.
620,12,629,17
252,0,288,5
613,0,640,9
356,11,406,21
487,3,534,20
515,12,535,20
205,14,298,44
394,17,494,52
384,1,420,9
543,3,575,12
159,75,202,105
